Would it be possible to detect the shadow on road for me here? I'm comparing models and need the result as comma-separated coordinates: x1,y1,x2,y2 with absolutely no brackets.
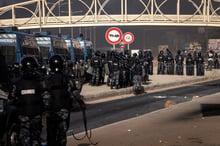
201,104,220,117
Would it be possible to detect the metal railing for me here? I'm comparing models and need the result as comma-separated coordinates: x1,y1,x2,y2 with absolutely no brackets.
0,0,220,29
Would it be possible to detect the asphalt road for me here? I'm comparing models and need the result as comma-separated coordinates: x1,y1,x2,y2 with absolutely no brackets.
67,79,220,135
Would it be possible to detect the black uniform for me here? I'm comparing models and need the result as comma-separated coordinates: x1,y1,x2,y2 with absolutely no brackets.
131,58,144,94
106,51,114,86
214,53,219,69
175,50,184,75
186,53,194,75
157,51,165,74
91,52,102,86
196,52,204,76
111,55,120,89
139,52,148,84
100,53,106,84
207,50,214,71
122,56,130,87
44,55,76,146
8,56,44,146
44,72,72,146
146,51,154,75
124,51,132,86
166,51,174,75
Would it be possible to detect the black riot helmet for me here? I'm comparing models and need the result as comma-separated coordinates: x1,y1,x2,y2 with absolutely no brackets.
138,50,143,56
67,60,73,68
12,62,20,70
101,53,105,58
95,51,101,57
48,55,64,72
20,56,38,72
133,53,137,57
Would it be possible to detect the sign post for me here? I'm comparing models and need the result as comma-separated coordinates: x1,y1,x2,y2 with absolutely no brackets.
105,27,123,50
123,32,134,50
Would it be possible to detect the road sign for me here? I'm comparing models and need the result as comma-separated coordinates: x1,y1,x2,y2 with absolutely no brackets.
119,41,126,48
123,32,134,44
105,27,122,45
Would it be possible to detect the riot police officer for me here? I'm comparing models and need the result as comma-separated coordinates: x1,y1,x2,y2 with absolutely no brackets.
214,53,219,69
131,58,144,94
124,50,132,86
207,50,214,71
111,53,120,89
106,51,114,86
196,52,205,76
131,53,137,63
100,53,106,84
91,51,102,86
186,53,194,75
119,54,129,88
166,50,174,75
146,50,154,75
44,55,84,146
66,60,82,92
157,50,165,74
8,56,44,146
137,50,146,83
175,50,184,75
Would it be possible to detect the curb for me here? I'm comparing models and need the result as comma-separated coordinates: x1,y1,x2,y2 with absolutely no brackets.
82,75,220,102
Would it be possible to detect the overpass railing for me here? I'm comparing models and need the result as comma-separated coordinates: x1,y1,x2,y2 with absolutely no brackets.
0,0,220,29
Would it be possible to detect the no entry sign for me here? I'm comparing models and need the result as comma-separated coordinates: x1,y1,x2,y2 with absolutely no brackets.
105,27,123,45
119,41,126,49
123,32,134,44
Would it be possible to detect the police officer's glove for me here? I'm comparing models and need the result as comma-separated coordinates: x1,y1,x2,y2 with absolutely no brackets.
8,98,18,106
78,97,86,110
72,90,86,110
42,91,51,111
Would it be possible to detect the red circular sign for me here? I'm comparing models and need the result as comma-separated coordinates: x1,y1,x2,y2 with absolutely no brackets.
119,41,126,48
105,27,123,44
123,32,134,44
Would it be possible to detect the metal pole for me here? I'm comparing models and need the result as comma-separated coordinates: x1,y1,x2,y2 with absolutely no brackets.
121,0,124,21
177,0,180,23
90,27,92,41
59,1,61,34
71,27,73,38
68,0,71,23
39,0,42,32
95,0,97,22
207,0,210,22
125,0,127,22
85,28,87,39
12,6,15,26
79,27,82,34
42,0,45,25
93,27,96,51
203,0,206,22
151,0,154,21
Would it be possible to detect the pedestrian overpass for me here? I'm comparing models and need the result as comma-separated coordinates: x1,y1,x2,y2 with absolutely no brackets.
1,0,220,30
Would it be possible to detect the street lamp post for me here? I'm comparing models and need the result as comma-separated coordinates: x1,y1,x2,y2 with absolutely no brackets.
59,1,61,34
